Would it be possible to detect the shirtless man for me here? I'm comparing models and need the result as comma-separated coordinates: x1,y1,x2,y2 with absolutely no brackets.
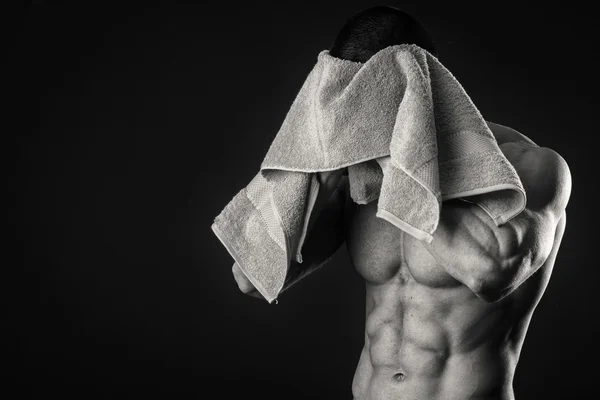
232,6,572,400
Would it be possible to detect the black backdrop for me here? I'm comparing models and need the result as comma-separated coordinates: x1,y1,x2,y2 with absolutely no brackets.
13,1,598,399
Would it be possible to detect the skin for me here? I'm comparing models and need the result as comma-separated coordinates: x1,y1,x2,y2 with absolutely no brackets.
232,122,571,400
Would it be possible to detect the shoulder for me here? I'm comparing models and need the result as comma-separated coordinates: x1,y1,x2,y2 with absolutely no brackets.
486,121,539,146
487,121,572,216
507,142,571,217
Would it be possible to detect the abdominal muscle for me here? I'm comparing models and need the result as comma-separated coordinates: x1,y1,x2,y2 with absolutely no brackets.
353,280,517,400
346,201,551,400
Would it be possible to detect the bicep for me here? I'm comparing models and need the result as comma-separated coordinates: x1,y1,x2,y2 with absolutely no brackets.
427,141,571,302
428,201,557,302
466,145,571,300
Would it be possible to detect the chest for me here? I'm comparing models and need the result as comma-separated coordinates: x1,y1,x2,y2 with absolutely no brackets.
346,201,461,288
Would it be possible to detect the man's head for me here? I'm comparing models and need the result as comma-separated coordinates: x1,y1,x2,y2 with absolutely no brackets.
329,6,437,62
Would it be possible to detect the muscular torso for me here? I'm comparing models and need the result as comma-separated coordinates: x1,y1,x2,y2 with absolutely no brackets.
232,123,569,399
345,198,558,400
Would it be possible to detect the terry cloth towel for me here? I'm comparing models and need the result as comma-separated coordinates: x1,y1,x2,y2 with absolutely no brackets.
211,44,526,304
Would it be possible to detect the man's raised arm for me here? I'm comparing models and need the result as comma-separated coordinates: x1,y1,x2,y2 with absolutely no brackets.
422,128,572,302
232,169,348,297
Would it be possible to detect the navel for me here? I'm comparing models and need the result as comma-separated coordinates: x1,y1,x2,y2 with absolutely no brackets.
393,372,406,382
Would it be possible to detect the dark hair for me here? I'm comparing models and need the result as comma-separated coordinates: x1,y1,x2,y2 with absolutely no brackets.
329,6,437,62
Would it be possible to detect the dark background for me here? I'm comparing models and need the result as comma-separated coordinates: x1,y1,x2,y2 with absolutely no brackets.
12,1,598,398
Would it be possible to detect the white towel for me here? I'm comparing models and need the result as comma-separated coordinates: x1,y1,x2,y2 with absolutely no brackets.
212,44,525,303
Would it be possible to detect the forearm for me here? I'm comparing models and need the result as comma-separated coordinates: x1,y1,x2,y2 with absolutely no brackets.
286,173,345,282
232,172,346,298
305,171,345,235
